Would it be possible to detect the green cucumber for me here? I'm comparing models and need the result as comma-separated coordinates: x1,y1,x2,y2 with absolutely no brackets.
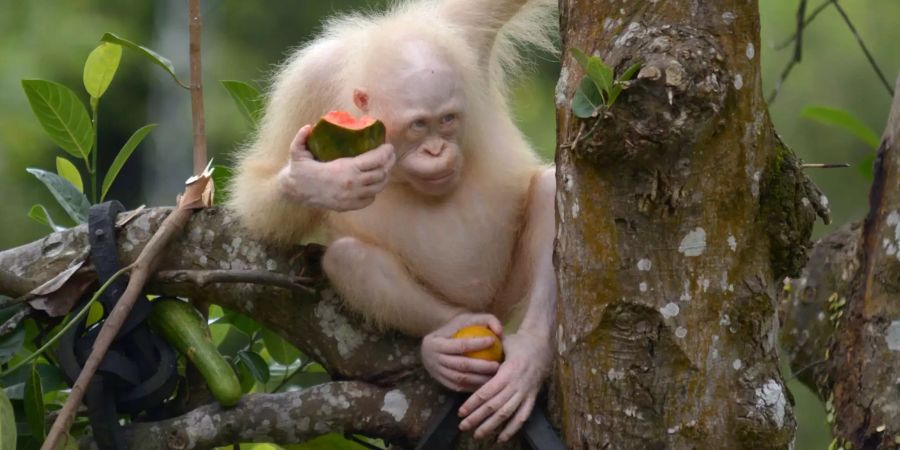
149,299,242,406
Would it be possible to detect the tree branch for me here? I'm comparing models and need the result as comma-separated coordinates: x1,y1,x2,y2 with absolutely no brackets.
77,379,442,450
0,207,439,446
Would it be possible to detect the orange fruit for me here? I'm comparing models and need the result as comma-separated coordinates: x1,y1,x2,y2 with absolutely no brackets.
452,325,503,362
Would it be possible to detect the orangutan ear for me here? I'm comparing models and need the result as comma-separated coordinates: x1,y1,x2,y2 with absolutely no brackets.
353,89,369,113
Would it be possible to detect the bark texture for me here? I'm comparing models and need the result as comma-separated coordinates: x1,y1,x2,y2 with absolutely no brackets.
782,75,900,449
0,208,441,448
553,1,826,449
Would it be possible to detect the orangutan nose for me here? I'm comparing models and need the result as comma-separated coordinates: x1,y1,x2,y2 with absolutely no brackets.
423,141,446,157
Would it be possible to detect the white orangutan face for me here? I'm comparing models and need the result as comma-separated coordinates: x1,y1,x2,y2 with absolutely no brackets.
355,40,466,197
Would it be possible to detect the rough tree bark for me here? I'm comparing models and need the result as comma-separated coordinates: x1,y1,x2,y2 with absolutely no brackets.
782,75,900,450
553,1,826,449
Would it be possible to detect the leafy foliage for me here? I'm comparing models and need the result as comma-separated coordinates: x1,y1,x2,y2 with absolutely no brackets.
801,105,879,180
222,80,264,127
570,48,641,118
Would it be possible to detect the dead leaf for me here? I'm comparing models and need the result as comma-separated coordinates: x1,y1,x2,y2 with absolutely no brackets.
27,256,97,317
178,160,215,210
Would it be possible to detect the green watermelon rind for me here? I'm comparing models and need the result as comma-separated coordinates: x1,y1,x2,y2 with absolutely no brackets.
306,117,386,162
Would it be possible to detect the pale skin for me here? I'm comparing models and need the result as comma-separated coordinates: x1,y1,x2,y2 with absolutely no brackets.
230,0,557,442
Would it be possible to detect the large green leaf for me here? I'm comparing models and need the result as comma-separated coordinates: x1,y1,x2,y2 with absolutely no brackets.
0,388,14,450
237,350,270,383
0,307,25,364
571,48,613,93
24,364,45,440
859,151,875,181
261,328,301,365
572,76,602,119
221,80,264,127
21,80,94,161
55,157,83,193
26,168,91,224
101,124,156,201
284,433,370,450
27,204,66,232
211,165,233,205
801,106,880,149
83,42,122,99
101,33,189,89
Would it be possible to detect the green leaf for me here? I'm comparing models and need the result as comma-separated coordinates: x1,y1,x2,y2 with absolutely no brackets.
0,307,25,364
284,433,371,450
572,76,603,119
261,328,301,365
617,62,643,83
586,57,614,93
0,388,14,450
221,80,264,127
26,168,91,224
83,42,122,99
21,80,94,161
101,124,156,201
607,63,643,106
101,33,189,89
55,157,83,193
211,165,233,205
858,151,875,181
571,48,613,95
237,350,270,383
801,106,880,149
570,48,591,72
27,204,66,232
85,302,104,327
24,364,45,440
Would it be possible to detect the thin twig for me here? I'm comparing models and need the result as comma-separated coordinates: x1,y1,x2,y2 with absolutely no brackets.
774,0,831,50
829,0,895,97
769,0,808,103
42,209,194,449
154,269,317,293
786,358,827,381
189,0,207,173
801,163,851,169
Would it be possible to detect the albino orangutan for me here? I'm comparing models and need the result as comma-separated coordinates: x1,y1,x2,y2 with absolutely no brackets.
229,0,557,441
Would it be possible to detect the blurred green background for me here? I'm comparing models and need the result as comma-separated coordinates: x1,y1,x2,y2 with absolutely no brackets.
1,1,897,448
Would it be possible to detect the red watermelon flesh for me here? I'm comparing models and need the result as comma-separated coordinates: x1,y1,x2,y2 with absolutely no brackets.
306,110,386,162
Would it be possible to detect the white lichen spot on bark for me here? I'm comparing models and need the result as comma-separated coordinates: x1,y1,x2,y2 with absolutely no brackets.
266,259,277,271
751,170,761,198
678,227,707,256
660,302,680,319
887,211,900,260
572,201,580,219
675,326,687,338
381,389,409,422
886,320,900,351
315,295,364,358
639,281,648,292
722,11,736,25
746,42,755,60
555,66,570,107
727,235,737,251
637,258,652,271
732,358,743,370
733,74,743,90
680,279,692,301
557,324,566,354
820,194,829,208
607,368,625,381
755,379,787,428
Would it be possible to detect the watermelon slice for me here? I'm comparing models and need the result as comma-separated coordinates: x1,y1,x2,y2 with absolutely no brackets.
306,110,386,162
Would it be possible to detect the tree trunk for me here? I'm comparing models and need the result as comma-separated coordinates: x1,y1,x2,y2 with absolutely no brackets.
782,74,900,450
553,1,826,449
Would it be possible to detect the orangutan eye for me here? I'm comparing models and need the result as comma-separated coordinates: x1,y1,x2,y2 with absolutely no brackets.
441,113,457,125
410,118,427,130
